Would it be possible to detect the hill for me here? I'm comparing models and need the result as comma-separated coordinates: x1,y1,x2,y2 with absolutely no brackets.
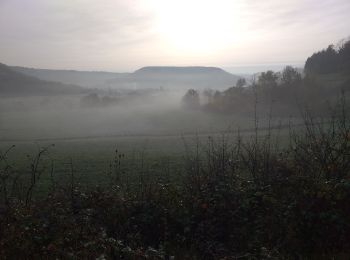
0,63,84,96
134,66,232,75
9,66,240,90
305,38,350,75
11,66,126,88
106,66,240,90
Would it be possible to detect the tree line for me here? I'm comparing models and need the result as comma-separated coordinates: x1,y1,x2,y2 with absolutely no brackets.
305,38,350,74
182,39,350,116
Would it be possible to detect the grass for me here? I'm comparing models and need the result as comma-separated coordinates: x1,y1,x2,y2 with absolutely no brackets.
0,97,298,194
0,123,296,193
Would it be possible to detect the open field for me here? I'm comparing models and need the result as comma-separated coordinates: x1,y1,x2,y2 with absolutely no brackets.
0,94,300,188
0,123,299,196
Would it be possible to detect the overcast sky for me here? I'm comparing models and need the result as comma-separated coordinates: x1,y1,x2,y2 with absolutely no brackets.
0,0,349,73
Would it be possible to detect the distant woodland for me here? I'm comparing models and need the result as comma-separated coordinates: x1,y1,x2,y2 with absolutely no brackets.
182,39,350,116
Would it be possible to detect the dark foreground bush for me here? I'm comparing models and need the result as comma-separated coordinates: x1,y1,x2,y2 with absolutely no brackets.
1,177,349,259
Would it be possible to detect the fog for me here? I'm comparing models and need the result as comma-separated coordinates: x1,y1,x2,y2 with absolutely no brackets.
0,64,256,142
0,90,249,142
1,40,349,143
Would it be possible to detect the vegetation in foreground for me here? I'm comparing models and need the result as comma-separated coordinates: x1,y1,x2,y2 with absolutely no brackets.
1,99,350,259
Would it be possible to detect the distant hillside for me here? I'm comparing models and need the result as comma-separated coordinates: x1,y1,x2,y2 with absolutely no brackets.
11,66,127,88
134,66,231,75
9,65,241,90
0,63,84,96
304,39,350,91
305,39,350,75
106,66,240,90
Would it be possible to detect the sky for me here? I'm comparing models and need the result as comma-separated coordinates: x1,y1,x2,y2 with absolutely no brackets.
0,0,349,73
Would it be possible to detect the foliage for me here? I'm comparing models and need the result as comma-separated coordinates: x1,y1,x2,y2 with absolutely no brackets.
182,89,200,110
305,39,350,74
201,66,305,116
281,66,302,86
236,78,246,88
198,40,350,116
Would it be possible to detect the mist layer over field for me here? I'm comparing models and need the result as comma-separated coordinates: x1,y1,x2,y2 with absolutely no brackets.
0,91,261,141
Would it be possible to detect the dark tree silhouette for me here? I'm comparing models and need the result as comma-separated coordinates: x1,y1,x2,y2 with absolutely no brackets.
236,78,246,88
305,39,350,74
258,71,278,88
281,66,302,86
203,89,214,104
182,89,200,109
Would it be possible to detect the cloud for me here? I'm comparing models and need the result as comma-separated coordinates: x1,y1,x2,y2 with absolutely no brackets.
239,0,349,33
0,0,164,70
0,0,349,71
0,0,156,45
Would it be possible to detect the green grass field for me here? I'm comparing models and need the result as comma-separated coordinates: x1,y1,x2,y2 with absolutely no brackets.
0,126,296,197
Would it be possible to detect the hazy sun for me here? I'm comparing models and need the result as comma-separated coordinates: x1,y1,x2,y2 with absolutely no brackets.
152,0,241,54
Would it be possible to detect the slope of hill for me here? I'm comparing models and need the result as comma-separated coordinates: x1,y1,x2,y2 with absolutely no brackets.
304,39,350,91
106,66,240,90
11,66,127,88
9,65,241,90
0,63,84,96
134,66,232,75
305,39,350,75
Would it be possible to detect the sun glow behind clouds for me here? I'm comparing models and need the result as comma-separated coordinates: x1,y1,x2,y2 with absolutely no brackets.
151,0,242,54
1,0,350,70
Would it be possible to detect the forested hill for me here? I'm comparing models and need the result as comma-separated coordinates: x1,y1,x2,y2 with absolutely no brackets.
0,63,84,96
305,39,350,75
198,39,350,116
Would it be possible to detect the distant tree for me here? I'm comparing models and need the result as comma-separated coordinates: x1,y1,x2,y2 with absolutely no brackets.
338,39,350,70
213,90,222,100
224,85,244,97
101,95,118,106
281,66,302,86
258,71,278,89
256,71,278,102
80,93,100,107
182,89,200,109
236,78,246,88
203,89,214,104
